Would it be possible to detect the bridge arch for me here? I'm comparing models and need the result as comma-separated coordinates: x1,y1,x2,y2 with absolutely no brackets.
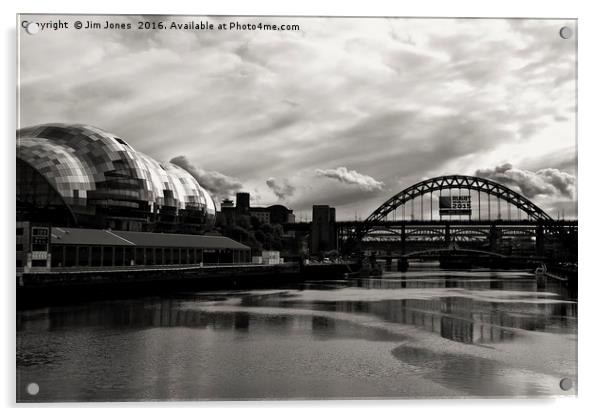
356,175,552,241
451,228,489,238
402,247,507,259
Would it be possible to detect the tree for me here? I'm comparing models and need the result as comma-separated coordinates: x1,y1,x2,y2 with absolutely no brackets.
236,215,251,229
250,215,261,229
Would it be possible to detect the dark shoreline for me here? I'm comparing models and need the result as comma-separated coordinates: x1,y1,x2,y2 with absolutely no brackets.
17,262,360,308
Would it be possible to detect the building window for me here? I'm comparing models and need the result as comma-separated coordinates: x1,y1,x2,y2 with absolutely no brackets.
65,246,76,267
31,227,49,251
135,248,144,265
115,247,124,266
51,246,64,267
124,247,134,266
154,248,163,265
102,246,113,267
114,137,131,148
91,246,101,267
145,248,154,265
78,246,89,266
16,243,23,251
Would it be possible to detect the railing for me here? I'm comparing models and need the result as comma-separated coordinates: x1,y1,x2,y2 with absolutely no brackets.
200,262,288,268
20,262,294,274
42,264,206,274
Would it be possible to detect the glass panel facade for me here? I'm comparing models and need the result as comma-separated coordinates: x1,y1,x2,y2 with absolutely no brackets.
17,124,216,233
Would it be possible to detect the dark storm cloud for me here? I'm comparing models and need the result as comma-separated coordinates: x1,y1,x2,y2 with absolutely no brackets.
315,167,384,192
306,108,515,185
266,177,295,200
170,156,243,201
291,183,386,213
475,163,575,199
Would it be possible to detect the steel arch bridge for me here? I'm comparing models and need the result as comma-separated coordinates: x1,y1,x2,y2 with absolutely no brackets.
354,175,553,242
330,175,579,262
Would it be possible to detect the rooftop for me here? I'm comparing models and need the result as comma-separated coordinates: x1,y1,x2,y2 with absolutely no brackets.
51,227,250,250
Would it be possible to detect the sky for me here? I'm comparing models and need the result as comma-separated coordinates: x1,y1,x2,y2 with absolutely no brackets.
18,16,577,220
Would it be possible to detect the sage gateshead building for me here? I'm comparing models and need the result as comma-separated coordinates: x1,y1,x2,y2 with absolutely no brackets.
17,124,250,272
17,123,216,233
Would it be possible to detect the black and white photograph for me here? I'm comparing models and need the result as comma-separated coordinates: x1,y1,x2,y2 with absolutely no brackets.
15,13,577,402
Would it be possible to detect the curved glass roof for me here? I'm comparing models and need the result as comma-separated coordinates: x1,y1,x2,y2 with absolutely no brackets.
17,123,216,224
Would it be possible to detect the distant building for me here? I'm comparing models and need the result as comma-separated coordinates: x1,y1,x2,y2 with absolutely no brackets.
250,210,271,224
310,205,336,254
235,192,250,215
16,221,250,273
266,205,296,224
220,192,295,226
221,199,234,208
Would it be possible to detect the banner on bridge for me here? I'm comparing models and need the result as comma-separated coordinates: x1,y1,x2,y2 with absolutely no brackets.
439,195,472,216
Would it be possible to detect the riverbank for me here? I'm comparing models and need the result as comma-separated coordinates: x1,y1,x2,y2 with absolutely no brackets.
17,262,361,307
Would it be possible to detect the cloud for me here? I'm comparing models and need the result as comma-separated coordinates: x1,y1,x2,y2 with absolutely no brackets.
475,163,575,199
315,167,384,191
169,155,243,201
18,17,576,219
266,177,295,200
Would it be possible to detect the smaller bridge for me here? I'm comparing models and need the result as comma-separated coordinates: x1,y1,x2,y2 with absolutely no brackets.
376,244,547,271
401,247,507,259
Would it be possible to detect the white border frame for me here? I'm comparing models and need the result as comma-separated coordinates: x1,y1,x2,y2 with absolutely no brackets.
3,1,600,414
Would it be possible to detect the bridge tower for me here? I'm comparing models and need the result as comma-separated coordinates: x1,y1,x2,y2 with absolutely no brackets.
310,205,337,255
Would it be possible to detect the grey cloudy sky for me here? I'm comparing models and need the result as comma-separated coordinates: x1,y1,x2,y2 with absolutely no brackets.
18,16,577,219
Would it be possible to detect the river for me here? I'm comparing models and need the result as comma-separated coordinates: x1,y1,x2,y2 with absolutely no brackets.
16,264,577,401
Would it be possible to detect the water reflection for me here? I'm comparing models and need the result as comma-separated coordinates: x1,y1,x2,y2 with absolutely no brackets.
256,276,576,346
391,345,550,397
17,268,577,401
18,276,575,349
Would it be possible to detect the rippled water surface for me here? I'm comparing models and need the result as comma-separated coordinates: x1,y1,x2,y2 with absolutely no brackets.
17,265,577,401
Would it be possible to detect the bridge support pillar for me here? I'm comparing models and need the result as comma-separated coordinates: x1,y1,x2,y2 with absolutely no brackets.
400,224,406,255
489,224,499,253
397,258,409,272
536,225,545,257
